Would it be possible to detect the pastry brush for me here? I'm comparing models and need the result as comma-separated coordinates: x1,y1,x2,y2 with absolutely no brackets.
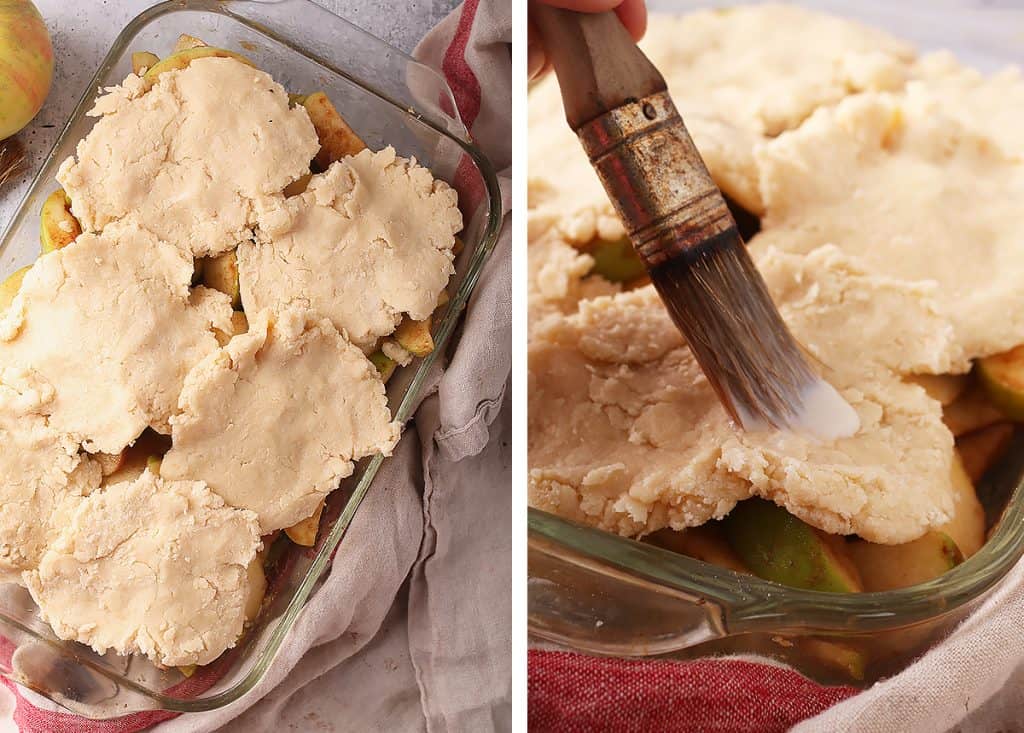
531,5,859,439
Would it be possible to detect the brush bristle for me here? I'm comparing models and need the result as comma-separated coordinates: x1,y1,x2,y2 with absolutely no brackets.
0,139,25,191
648,230,820,431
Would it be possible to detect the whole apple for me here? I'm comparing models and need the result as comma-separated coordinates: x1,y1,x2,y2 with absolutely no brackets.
0,0,53,140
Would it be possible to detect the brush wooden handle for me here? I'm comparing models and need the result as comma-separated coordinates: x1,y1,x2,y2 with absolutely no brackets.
530,5,665,127
531,6,736,268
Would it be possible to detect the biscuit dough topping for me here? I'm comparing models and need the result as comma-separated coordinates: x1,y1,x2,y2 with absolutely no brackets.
527,3,914,243
0,368,100,581
239,147,461,350
0,222,233,453
528,6,1024,547
161,307,400,533
529,247,957,544
24,472,261,667
57,57,319,257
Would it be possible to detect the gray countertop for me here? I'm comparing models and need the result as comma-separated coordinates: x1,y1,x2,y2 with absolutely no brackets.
0,0,459,231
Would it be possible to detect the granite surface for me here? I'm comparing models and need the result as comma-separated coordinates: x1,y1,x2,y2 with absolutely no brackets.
0,0,458,232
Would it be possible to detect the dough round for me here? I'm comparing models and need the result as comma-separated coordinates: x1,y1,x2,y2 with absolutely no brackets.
24,471,262,667
239,147,461,351
527,235,619,332
527,4,914,243
0,221,233,453
528,247,957,545
911,50,1024,158
161,307,400,533
752,91,1024,362
0,367,100,581
57,57,319,257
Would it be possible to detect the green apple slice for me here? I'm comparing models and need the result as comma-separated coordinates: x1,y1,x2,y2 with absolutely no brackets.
0,265,30,313
200,251,240,308
587,236,646,284
39,188,81,253
848,532,963,592
142,47,254,91
131,51,159,76
369,351,397,382
722,499,862,593
978,345,1024,420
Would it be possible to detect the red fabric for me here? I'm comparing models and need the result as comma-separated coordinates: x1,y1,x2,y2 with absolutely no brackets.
2,2,486,731
528,650,860,733
440,0,488,216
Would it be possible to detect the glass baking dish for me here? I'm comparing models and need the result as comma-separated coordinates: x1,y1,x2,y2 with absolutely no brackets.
528,0,1024,687
0,0,501,718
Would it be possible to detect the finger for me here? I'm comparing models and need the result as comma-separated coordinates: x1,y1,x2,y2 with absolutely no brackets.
614,0,647,41
538,0,628,11
527,17,548,80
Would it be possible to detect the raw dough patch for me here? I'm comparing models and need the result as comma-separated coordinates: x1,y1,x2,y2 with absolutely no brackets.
911,51,1024,158
161,307,400,533
0,368,100,581
527,236,619,331
57,57,319,257
0,221,233,453
24,472,261,667
239,147,461,350
528,247,956,544
752,91,1024,362
527,4,914,242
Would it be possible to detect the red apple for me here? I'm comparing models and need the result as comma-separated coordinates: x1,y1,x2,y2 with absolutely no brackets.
0,0,53,139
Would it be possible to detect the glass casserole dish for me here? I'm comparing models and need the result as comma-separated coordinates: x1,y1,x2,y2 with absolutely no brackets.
528,0,1024,687
0,0,502,718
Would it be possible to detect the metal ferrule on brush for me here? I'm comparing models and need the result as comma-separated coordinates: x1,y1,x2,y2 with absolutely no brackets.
575,91,819,430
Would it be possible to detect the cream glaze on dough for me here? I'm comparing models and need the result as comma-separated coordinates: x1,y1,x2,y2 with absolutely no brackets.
239,147,462,351
0,368,101,582
527,3,914,243
24,472,261,667
161,307,400,533
57,57,319,257
0,222,233,453
752,91,1024,363
528,247,957,544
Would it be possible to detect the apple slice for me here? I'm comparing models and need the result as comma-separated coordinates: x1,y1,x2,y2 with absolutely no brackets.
284,501,324,547
646,525,749,574
39,188,81,253
957,422,1014,485
722,499,862,592
848,532,962,591
243,555,266,622
978,345,1024,421
905,373,969,406
172,34,207,54
94,452,126,477
213,310,249,347
394,317,434,357
283,172,313,197
943,384,1005,437
940,452,987,557
142,47,254,91
302,91,366,170
200,250,240,308
586,236,646,283
0,265,30,313
369,351,397,382
131,51,159,76
103,430,171,486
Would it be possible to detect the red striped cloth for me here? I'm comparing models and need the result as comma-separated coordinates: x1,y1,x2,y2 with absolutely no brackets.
1,1,486,730
528,650,859,732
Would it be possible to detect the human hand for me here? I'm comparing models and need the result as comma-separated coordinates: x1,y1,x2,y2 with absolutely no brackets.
528,0,648,80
